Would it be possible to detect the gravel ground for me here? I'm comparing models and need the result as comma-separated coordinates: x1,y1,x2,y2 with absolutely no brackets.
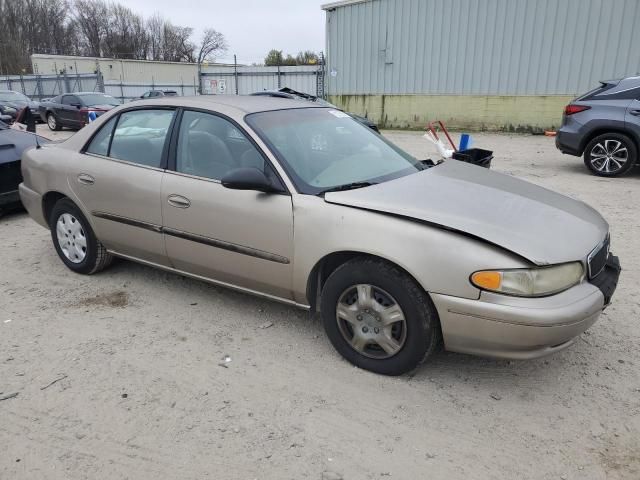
1,125,639,480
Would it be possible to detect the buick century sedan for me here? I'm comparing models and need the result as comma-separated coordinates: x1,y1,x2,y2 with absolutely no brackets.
19,96,621,375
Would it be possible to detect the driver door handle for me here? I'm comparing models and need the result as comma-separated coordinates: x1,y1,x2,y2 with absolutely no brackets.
77,173,95,185
167,194,191,209
629,109,640,116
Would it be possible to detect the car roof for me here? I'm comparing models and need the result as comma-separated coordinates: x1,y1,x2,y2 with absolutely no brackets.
132,94,326,114
71,92,114,96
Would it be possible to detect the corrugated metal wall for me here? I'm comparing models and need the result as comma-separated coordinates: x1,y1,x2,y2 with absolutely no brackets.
201,66,322,95
325,0,640,95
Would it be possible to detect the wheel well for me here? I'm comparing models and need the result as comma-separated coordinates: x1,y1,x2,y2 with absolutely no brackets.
306,251,424,313
42,192,67,226
580,128,639,157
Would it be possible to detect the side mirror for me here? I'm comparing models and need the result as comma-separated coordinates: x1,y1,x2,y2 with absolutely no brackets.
221,168,283,193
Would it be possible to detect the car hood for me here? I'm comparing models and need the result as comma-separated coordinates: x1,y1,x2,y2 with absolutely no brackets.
324,160,608,265
0,100,29,109
0,129,49,164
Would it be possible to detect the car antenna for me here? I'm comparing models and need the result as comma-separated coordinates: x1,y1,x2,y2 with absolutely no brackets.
34,132,41,149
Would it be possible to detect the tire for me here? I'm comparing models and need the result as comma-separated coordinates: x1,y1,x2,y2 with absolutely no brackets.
49,198,113,274
583,133,637,177
47,112,61,131
320,257,441,376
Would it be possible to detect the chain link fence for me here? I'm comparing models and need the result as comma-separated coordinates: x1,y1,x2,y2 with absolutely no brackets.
3,63,326,102
1,72,101,100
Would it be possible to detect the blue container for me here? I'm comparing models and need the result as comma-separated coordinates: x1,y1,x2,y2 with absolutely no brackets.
459,133,471,151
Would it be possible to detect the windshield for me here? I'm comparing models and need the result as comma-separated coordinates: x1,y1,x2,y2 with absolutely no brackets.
0,91,30,102
246,108,423,194
79,93,120,106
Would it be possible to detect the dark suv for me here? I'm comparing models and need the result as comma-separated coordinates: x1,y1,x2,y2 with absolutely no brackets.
556,76,640,177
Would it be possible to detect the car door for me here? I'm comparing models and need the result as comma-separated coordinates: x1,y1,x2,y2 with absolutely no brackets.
59,94,80,127
69,107,177,266
161,109,294,300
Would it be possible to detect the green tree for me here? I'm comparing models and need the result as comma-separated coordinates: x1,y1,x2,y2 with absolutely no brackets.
295,50,319,65
264,49,283,66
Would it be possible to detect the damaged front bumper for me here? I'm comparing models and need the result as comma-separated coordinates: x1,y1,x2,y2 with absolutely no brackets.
431,253,621,360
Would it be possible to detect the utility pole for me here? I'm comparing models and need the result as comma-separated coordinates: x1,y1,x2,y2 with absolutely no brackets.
234,54,238,95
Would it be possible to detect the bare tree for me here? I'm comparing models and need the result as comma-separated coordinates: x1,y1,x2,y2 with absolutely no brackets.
196,28,228,93
197,28,228,65
0,0,227,75
102,3,148,59
73,0,108,57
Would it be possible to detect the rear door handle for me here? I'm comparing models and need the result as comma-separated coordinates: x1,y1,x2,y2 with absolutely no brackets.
629,109,640,116
77,173,95,185
167,194,191,209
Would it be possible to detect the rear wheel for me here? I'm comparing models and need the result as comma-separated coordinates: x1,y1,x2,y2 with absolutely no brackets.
49,198,112,274
320,257,441,375
583,133,636,177
47,112,61,131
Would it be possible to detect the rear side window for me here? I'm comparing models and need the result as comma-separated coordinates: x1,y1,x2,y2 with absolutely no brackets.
86,116,117,156
109,109,174,168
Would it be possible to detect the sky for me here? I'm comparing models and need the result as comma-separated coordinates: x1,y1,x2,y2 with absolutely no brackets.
126,0,328,65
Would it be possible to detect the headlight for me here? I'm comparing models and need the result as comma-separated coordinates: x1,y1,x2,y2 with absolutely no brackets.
4,107,16,113
470,262,584,297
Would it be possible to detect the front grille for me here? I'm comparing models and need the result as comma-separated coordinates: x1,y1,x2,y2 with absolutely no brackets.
588,236,609,279
589,254,621,305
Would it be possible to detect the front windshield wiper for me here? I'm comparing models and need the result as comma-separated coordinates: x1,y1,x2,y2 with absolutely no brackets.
319,181,377,195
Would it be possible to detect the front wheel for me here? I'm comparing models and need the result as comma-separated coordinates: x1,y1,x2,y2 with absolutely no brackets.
47,113,61,131
49,198,113,274
583,133,637,177
320,257,441,375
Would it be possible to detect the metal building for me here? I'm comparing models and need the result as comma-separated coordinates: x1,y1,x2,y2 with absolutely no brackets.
323,0,640,130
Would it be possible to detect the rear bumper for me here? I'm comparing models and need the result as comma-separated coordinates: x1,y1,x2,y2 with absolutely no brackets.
18,183,47,227
556,128,583,156
432,281,607,360
556,114,587,156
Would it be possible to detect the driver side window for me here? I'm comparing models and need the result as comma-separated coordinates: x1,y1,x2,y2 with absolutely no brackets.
175,111,265,180
62,95,78,106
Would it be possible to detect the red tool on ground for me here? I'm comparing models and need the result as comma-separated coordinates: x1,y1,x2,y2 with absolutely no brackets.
426,120,457,152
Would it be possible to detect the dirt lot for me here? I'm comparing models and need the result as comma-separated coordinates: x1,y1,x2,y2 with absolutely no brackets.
1,126,639,480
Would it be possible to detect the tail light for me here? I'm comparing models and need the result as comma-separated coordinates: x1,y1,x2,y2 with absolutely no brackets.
565,104,591,116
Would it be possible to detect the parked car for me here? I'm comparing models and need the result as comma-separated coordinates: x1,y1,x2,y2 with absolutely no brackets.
0,118,49,214
251,87,380,133
139,90,178,99
0,90,40,122
19,96,620,375
39,92,120,131
556,75,640,176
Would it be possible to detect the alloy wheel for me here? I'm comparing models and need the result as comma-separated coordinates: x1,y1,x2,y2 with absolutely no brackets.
47,114,56,130
589,139,628,174
56,213,87,263
335,284,407,359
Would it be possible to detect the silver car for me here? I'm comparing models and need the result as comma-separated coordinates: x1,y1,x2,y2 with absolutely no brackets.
19,96,621,375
